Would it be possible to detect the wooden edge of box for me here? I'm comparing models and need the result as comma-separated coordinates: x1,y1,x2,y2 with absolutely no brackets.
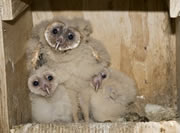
0,7,33,133
176,17,180,114
0,0,31,20
170,0,180,18
0,15,10,133
10,121,180,133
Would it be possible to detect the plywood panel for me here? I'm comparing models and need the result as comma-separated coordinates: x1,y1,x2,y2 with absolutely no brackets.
32,0,84,26
32,0,176,111
0,8,33,132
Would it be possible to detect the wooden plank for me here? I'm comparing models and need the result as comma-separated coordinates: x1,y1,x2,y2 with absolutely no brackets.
0,14,9,133
170,0,180,18
176,17,180,114
0,0,31,20
0,8,33,132
3,9,32,64
10,121,180,133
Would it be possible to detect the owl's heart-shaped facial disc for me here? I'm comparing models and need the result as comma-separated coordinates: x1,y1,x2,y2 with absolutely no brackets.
44,21,81,51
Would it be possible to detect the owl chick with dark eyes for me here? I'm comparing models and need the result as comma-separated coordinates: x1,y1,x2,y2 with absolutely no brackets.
28,66,72,123
90,68,137,122
26,17,111,122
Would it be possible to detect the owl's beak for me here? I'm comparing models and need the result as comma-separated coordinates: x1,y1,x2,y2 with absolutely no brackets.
95,81,101,91
42,84,51,95
92,75,102,92
55,43,60,50
55,36,64,50
45,87,50,95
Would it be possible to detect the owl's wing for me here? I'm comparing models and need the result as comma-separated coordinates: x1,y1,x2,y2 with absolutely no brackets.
26,20,50,72
26,37,41,72
88,38,111,67
104,70,137,105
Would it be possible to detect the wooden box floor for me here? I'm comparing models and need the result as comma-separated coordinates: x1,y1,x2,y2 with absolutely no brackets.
10,121,180,133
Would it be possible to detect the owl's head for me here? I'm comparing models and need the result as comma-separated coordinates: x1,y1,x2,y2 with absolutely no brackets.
44,21,81,51
34,17,92,51
28,66,58,97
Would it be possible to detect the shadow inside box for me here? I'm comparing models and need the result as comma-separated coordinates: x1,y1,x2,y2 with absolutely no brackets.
31,0,168,12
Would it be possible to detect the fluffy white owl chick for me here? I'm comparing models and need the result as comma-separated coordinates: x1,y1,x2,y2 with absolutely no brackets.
90,68,137,122
28,66,72,123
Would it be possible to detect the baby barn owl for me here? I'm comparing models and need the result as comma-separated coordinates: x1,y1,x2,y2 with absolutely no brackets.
26,18,111,122
90,68,137,122
28,66,72,123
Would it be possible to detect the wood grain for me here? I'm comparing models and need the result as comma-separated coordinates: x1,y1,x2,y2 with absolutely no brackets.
11,121,180,133
0,14,9,133
32,0,177,109
0,8,33,132
0,0,31,20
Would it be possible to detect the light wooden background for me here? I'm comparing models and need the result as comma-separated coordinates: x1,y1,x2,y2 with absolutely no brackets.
32,0,177,109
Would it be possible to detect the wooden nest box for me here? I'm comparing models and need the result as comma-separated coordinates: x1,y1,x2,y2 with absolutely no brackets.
0,0,180,132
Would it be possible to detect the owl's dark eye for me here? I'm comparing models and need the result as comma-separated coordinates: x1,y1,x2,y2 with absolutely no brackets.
47,75,53,81
68,33,74,40
101,73,107,79
33,81,39,86
52,28,58,34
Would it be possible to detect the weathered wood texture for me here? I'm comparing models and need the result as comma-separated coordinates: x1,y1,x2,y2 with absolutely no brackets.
10,121,180,133
170,0,180,18
0,0,31,20
177,17,180,114
32,0,177,111
0,14,9,133
0,9,33,133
